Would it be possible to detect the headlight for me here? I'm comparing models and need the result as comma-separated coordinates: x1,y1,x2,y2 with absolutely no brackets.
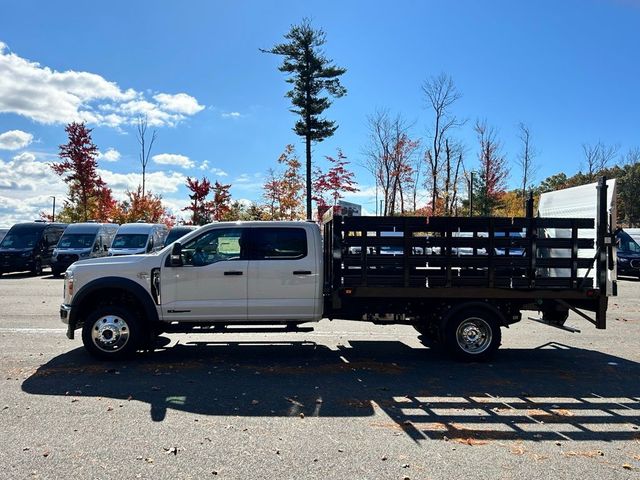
618,257,629,263
20,251,31,257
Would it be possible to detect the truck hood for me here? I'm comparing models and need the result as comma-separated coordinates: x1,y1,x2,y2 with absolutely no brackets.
69,254,157,273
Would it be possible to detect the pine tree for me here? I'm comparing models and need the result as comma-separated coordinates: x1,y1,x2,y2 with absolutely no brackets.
262,19,347,220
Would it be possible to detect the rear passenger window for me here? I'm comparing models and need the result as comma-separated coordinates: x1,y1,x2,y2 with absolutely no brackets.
253,228,307,260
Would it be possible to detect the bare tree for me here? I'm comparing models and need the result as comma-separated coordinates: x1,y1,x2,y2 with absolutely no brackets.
582,141,619,181
364,110,419,215
136,115,157,196
422,73,464,214
442,139,465,215
623,146,640,166
516,122,538,214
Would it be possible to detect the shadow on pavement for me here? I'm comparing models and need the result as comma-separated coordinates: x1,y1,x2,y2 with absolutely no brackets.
22,340,640,442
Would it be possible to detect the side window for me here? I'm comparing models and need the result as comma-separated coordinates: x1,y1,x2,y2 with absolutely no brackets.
252,228,307,260
181,228,244,266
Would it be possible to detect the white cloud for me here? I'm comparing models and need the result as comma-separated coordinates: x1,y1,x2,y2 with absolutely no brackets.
0,42,204,127
0,150,67,225
152,153,194,168
221,111,242,119
0,148,190,225
199,160,228,177
154,93,205,115
98,148,121,162
0,129,33,150
98,169,186,197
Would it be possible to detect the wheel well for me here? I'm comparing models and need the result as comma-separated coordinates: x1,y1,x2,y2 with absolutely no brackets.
76,288,147,327
442,301,510,329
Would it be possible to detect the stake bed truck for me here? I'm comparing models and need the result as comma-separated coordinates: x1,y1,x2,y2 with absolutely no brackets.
60,179,616,361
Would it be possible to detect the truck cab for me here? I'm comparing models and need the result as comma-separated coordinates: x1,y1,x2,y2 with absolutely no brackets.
60,221,322,358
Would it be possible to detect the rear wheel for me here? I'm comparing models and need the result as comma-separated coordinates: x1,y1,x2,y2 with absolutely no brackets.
444,309,501,361
81,305,144,360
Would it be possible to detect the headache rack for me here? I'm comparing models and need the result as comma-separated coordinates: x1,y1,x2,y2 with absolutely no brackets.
323,178,615,329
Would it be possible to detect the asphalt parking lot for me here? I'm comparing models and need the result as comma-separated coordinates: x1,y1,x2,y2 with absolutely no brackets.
0,271,639,479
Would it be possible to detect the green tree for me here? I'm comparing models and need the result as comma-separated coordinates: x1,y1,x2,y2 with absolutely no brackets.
262,18,347,220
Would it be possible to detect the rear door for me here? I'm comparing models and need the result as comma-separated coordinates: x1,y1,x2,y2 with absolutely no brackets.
247,226,318,321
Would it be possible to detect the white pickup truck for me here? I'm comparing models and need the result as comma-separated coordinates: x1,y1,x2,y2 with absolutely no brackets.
60,180,616,362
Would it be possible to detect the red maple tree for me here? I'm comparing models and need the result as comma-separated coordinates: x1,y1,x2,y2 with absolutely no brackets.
208,181,232,221
313,149,358,220
183,177,212,225
51,122,104,221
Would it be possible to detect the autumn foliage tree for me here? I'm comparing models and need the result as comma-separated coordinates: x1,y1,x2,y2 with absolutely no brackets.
52,122,111,222
111,186,173,226
365,111,420,215
208,181,232,221
313,149,358,219
472,120,509,216
183,177,212,225
262,145,305,220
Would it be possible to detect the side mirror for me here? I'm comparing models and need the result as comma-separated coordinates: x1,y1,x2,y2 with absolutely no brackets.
103,244,109,252
170,242,183,267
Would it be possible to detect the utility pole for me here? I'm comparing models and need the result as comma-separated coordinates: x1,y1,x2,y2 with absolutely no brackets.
469,172,474,217
50,196,56,222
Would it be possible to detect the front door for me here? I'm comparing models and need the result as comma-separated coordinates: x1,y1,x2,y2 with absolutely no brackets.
161,227,248,322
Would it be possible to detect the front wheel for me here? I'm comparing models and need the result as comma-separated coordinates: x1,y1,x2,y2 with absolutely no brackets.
31,259,42,276
444,309,501,362
82,306,143,360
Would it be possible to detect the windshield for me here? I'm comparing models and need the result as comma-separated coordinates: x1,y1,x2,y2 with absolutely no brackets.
617,231,640,254
112,234,148,249
0,232,39,249
58,233,96,249
165,228,193,246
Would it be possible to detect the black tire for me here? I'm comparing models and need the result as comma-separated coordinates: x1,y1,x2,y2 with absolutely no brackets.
444,309,501,362
31,259,42,276
81,305,144,360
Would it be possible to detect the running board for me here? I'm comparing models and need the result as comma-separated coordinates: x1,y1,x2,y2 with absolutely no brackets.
527,317,581,333
163,325,315,334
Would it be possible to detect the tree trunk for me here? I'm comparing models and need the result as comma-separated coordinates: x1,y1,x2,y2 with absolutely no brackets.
306,134,312,220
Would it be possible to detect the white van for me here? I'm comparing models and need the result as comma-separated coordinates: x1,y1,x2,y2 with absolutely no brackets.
108,223,168,256
51,223,119,276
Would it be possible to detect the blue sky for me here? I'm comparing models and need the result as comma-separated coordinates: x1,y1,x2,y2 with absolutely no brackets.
0,0,638,224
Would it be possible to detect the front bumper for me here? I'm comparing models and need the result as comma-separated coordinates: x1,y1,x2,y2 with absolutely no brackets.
60,304,75,339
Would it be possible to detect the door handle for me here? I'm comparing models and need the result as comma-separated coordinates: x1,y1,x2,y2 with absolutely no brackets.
293,270,312,275
224,271,243,276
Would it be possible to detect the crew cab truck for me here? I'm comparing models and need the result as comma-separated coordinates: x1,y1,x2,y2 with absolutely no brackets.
60,178,616,361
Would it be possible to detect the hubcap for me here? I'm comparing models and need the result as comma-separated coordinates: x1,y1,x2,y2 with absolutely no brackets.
91,315,130,353
456,317,492,354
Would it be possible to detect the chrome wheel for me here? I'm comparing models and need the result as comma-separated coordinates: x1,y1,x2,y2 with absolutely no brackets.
455,317,492,355
91,315,130,353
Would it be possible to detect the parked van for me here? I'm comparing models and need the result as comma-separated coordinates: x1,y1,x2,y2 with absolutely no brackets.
51,223,119,277
108,223,168,256
163,225,198,247
0,221,67,276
